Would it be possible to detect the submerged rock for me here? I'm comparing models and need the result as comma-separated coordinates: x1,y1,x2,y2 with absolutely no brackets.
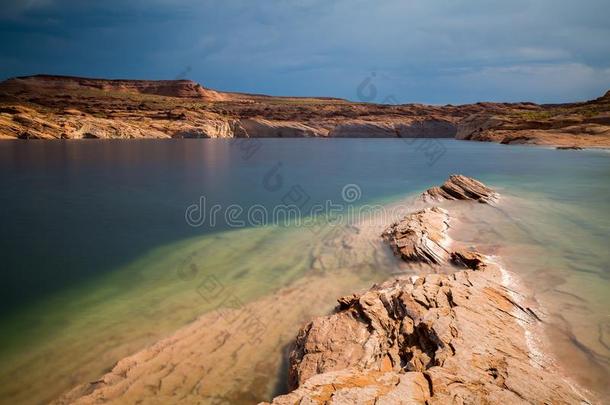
556,145,584,150
450,249,487,270
422,174,498,203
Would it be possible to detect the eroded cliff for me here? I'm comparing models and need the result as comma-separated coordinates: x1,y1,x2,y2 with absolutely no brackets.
2,75,608,146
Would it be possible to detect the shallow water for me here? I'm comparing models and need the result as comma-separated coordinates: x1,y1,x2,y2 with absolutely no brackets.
0,139,608,403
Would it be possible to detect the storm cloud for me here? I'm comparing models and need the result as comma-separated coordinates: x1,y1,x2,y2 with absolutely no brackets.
1,0,609,103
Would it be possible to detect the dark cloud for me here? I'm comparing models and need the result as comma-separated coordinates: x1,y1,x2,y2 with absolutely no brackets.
1,0,609,103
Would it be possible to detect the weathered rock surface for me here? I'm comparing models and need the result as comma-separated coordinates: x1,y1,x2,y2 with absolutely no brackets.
5,74,227,100
269,265,587,404
450,249,487,270
456,91,610,147
328,120,399,138
422,174,499,203
396,119,457,138
51,271,373,405
266,369,431,405
265,176,589,404
45,174,592,404
381,207,451,265
328,120,457,138
2,75,608,146
236,118,325,138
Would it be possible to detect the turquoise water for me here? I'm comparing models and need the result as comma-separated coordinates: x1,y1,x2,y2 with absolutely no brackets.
0,139,608,403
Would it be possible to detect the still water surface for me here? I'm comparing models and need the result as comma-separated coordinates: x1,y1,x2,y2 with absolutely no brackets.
0,139,608,403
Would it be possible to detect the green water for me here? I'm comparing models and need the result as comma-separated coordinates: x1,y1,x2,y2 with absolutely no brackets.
0,140,608,403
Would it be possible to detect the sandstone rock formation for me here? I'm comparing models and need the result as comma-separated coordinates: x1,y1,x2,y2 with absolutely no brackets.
236,118,325,138
51,272,370,405
328,120,458,138
328,121,399,138
45,175,593,404
1,75,608,146
421,174,499,203
269,266,587,404
456,91,610,147
265,176,590,404
48,221,398,405
5,74,227,100
396,119,457,138
266,369,430,404
381,174,497,266
381,207,450,265
450,249,487,270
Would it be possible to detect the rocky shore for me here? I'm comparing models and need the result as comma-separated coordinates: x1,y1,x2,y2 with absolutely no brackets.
51,175,594,404
265,176,590,404
1,75,609,147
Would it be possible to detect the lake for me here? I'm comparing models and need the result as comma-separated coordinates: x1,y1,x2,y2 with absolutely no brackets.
0,139,608,403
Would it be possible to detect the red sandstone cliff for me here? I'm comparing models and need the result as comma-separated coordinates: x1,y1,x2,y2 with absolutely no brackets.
1,75,608,147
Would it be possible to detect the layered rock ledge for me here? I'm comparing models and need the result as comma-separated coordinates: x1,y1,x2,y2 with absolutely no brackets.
421,174,499,204
265,176,589,404
455,91,610,147
381,207,451,265
269,267,585,404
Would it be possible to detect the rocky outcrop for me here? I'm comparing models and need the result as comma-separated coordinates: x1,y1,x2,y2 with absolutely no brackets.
235,118,325,138
328,121,398,138
52,272,374,405
456,96,610,148
0,104,243,139
270,265,586,404
396,119,457,138
171,119,238,138
328,120,457,138
267,369,430,404
381,207,450,265
46,175,592,404
265,176,589,405
456,113,510,142
450,249,487,270
422,174,498,203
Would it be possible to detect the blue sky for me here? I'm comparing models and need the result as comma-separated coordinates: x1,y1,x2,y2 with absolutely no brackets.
1,0,610,104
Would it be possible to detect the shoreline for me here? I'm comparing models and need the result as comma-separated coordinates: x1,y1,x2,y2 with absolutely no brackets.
490,254,592,400
1,134,609,149
48,175,598,404
266,175,594,404
2,137,610,158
